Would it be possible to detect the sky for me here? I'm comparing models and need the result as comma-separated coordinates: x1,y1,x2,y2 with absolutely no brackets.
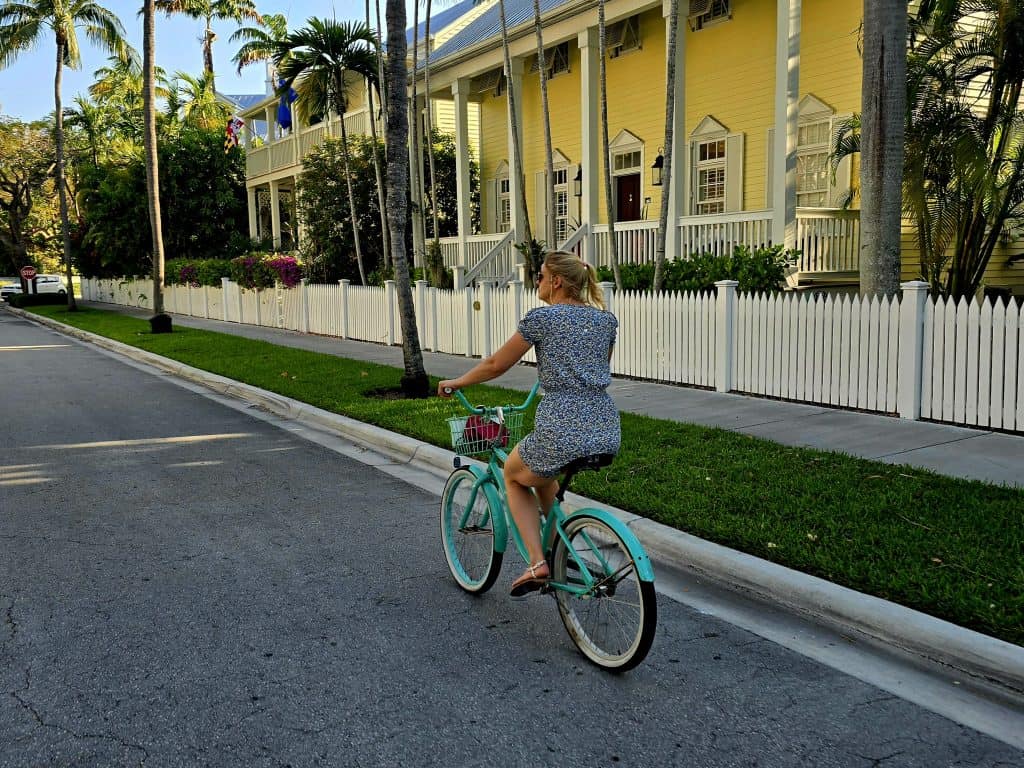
0,0,417,122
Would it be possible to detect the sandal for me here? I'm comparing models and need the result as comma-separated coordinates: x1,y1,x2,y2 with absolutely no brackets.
510,560,550,598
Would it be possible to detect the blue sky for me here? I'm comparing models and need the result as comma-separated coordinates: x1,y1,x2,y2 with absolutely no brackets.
0,0,418,122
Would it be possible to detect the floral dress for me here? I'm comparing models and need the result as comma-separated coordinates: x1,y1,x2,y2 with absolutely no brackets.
515,304,621,477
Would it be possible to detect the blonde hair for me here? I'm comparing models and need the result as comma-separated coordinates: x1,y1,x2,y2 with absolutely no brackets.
544,250,606,310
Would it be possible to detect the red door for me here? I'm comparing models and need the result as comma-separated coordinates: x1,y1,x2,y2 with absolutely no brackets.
616,174,641,222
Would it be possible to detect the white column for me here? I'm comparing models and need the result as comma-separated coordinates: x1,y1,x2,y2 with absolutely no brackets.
452,78,472,267
897,281,930,420
453,265,466,291
409,93,426,269
480,280,493,358
221,277,230,322
578,28,600,264
506,57,527,240
599,281,615,316
300,278,310,333
415,279,428,343
269,180,282,250
247,187,258,240
772,0,801,251
264,105,276,142
385,279,397,345
464,285,475,358
715,280,738,392
663,1,686,261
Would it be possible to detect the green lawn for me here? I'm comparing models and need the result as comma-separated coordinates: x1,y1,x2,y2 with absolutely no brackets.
29,305,1024,647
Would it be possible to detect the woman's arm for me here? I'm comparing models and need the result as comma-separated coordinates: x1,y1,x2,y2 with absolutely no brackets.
437,332,533,396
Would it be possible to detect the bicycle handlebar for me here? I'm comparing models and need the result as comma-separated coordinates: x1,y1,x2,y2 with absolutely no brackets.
446,380,541,414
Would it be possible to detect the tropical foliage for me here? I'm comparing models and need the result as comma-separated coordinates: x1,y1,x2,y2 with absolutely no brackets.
597,246,797,294
0,119,61,274
154,0,260,80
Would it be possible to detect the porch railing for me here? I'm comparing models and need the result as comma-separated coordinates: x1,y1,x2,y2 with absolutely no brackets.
591,221,659,267
463,230,517,285
678,210,773,257
795,208,861,274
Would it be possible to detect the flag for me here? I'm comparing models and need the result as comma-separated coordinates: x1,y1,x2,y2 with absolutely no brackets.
224,116,244,153
277,79,298,132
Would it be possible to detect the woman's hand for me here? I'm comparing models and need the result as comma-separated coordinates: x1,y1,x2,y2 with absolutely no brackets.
437,380,459,397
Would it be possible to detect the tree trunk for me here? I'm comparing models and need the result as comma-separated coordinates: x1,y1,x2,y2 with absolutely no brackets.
385,0,429,396
653,0,679,292
143,0,167,320
203,15,215,80
54,38,77,311
366,0,390,268
409,0,425,267
533,0,555,248
859,0,906,298
498,0,532,270
598,0,621,289
424,0,440,243
339,103,368,285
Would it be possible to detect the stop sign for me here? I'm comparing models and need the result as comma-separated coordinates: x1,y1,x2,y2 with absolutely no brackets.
19,265,37,280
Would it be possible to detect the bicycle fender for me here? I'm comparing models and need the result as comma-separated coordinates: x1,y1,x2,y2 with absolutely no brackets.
564,509,655,582
461,465,509,554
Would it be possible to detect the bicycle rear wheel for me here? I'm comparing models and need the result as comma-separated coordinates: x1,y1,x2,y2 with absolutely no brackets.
551,514,656,671
440,468,503,594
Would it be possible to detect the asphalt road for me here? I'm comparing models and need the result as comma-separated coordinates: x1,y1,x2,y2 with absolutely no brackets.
1,310,1021,768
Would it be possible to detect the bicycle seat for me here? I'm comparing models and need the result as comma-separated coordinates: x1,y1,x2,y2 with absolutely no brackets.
555,454,615,502
559,453,615,475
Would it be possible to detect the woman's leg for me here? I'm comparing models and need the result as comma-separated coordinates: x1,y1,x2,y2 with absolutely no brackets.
503,447,556,568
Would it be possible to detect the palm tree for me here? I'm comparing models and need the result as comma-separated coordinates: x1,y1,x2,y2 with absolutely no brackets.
229,11,287,73
652,0,679,291
385,0,429,396
274,18,379,285
142,0,169,329
496,0,532,268
173,69,230,129
859,0,907,297
64,95,107,166
0,0,130,311
598,0,622,289
532,0,555,248
154,0,260,86
365,0,390,269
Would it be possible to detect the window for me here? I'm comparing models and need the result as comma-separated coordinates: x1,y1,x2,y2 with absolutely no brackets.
696,139,726,214
553,167,569,244
689,0,731,31
530,42,570,78
613,150,642,174
498,176,511,232
797,120,831,208
607,15,641,58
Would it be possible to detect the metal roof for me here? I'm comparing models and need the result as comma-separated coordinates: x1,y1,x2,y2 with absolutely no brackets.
406,0,480,44
428,0,577,65
219,93,267,110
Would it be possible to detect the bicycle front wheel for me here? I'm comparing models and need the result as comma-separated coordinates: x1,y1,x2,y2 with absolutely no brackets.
552,514,657,671
440,467,503,594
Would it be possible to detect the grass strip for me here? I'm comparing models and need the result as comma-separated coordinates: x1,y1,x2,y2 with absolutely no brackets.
29,305,1024,646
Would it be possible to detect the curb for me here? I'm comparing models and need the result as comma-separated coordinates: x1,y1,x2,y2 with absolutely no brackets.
11,305,1024,695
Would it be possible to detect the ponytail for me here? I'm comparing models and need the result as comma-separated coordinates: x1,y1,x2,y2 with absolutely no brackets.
543,250,607,310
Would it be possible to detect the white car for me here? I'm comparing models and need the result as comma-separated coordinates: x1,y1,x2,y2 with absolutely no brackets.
1,274,67,300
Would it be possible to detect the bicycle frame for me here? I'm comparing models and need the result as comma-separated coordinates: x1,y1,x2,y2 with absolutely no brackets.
451,383,648,596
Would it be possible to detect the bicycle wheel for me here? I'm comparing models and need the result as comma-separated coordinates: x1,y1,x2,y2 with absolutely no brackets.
440,467,503,594
551,514,657,671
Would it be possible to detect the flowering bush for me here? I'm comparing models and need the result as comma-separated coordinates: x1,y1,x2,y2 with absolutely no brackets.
179,264,200,287
266,255,304,288
229,252,277,290
165,258,233,287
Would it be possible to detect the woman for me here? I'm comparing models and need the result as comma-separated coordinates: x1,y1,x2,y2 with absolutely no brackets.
438,251,620,597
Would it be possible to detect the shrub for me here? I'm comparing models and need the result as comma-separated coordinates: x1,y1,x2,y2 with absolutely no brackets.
8,292,67,307
266,256,304,288
165,258,234,287
597,245,797,294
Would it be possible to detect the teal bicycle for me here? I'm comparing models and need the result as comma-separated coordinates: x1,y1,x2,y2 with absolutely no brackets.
440,382,657,671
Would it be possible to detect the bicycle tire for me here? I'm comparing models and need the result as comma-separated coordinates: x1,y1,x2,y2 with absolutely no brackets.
551,513,657,671
440,467,503,594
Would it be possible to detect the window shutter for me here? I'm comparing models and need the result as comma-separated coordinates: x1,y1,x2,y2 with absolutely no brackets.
829,114,853,207
725,132,744,212
534,170,548,243
765,127,775,209
485,179,497,233
688,139,699,215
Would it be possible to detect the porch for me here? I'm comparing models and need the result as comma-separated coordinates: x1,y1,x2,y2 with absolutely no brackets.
437,208,861,288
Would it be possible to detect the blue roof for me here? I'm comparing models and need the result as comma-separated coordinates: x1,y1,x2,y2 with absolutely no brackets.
406,0,479,45
429,0,574,64
219,93,267,110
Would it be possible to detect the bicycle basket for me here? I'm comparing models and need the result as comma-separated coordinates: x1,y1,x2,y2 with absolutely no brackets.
447,409,525,457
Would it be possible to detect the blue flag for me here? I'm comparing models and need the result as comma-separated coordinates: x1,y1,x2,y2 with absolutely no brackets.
277,79,298,131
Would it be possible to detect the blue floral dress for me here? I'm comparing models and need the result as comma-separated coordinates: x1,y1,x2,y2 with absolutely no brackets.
515,304,621,477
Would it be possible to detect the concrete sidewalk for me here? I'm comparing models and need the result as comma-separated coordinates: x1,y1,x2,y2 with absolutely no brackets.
89,300,1024,489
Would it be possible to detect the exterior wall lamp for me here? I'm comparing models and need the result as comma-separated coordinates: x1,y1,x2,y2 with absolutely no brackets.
573,164,583,197
651,149,664,187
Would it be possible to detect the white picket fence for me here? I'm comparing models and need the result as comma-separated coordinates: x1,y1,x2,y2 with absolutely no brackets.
81,277,1024,434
